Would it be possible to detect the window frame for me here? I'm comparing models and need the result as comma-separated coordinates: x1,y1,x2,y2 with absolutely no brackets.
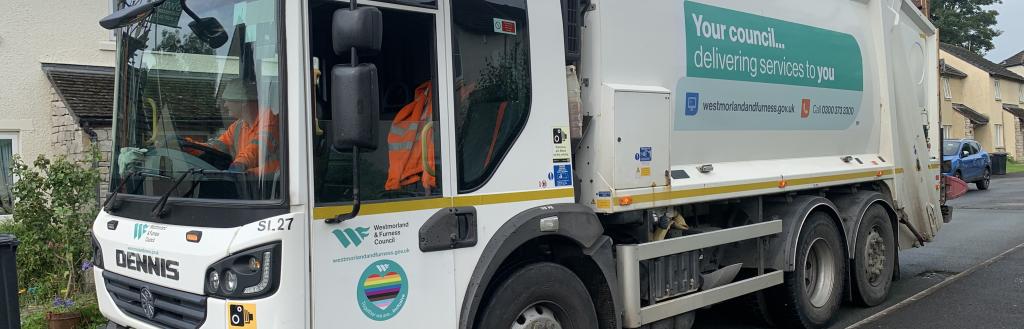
995,78,1002,101
942,77,951,100
450,0,533,194
942,125,952,139
995,124,1005,148
311,4,446,207
1019,83,1023,103
0,132,19,216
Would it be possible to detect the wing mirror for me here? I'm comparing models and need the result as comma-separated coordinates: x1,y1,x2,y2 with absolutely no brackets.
326,4,383,224
188,17,229,49
330,6,382,152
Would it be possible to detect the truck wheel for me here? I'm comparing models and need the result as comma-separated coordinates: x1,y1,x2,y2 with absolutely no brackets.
477,262,599,329
852,205,895,306
977,169,991,190
766,212,845,328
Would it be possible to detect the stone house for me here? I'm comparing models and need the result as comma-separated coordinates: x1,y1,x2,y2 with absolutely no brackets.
0,0,117,212
940,43,1024,159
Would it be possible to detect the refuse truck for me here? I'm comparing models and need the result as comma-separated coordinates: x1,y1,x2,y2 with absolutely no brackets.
92,0,944,328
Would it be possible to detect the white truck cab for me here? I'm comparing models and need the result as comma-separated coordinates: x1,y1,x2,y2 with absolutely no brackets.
92,0,944,328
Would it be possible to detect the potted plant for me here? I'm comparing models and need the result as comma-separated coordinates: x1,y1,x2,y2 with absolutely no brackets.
46,296,82,329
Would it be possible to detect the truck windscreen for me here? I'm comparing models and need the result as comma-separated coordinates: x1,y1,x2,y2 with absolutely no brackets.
110,0,283,202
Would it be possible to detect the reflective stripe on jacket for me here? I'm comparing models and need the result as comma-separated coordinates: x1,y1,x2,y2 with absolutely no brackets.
386,81,436,190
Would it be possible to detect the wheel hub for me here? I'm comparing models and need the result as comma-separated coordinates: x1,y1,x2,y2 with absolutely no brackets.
803,237,837,308
512,304,562,329
864,228,887,284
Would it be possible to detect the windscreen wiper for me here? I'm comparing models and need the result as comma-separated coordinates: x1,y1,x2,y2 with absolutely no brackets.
103,168,171,212
151,168,199,218
103,169,141,212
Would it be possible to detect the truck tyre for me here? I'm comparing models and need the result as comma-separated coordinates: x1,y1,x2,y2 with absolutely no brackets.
766,212,845,328
852,204,895,306
476,262,599,329
977,168,991,190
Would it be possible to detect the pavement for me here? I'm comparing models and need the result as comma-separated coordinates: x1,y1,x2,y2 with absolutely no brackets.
697,174,1024,329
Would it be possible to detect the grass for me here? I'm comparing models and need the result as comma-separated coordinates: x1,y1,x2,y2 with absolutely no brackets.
1008,161,1024,174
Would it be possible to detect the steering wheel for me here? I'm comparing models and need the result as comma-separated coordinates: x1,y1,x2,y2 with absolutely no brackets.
177,137,234,170
142,148,219,172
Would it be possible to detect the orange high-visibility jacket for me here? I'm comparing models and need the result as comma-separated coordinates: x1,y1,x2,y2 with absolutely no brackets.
207,110,281,175
386,82,436,191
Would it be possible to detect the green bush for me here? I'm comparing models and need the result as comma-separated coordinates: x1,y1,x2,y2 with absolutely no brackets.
6,153,100,302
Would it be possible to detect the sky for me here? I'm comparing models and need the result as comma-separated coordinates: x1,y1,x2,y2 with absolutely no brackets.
984,0,1024,63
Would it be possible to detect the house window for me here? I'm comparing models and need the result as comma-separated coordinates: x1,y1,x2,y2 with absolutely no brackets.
943,125,952,139
1019,83,1023,103
942,77,951,100
0,133,19,215
995,124,1005,148
995,79,1002,100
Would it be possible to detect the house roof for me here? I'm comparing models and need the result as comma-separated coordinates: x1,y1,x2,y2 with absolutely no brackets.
42,63,228,128
941,62,968,79
1001,50,1024,68
952,103,989,125
42,63,115,126
941,43,1024,83
1004,103,1024,119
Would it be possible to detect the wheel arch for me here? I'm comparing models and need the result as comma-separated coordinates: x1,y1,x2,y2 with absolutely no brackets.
458,203,620,329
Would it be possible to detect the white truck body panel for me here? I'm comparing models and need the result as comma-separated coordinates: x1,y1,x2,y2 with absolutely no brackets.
576,0,941,243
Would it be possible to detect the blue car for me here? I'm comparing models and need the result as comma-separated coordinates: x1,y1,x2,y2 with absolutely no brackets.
942,139,991,190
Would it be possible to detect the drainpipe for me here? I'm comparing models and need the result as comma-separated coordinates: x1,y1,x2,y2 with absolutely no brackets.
83,123,100,208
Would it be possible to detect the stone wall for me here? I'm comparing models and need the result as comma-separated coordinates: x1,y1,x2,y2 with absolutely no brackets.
49,87,112,205
964,117,975,139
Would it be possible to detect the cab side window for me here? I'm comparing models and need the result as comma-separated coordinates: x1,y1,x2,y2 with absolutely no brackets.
451,0,532,193
311,4,443,204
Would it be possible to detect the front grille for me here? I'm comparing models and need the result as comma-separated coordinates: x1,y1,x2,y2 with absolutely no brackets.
103,271,207,329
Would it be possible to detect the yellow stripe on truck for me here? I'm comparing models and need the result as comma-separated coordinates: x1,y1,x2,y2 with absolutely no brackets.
312,188,574,220
314,169,902,218
630,169,895,204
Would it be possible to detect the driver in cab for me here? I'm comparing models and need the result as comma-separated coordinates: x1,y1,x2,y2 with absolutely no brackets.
188,79,281,175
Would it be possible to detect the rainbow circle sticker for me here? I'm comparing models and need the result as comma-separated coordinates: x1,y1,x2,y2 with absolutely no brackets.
356,259,408,321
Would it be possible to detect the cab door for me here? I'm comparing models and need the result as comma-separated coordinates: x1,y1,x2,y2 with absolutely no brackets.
307,1,458,327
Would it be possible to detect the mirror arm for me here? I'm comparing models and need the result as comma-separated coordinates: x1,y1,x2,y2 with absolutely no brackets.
328,147,362,224
180,0,201,21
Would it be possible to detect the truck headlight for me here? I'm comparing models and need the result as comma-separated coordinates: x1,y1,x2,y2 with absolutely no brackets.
90,232,104,269
205,242,280,298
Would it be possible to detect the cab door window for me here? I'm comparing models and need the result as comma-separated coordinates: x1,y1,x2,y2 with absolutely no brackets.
451,0,532,193
311,4,442,204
